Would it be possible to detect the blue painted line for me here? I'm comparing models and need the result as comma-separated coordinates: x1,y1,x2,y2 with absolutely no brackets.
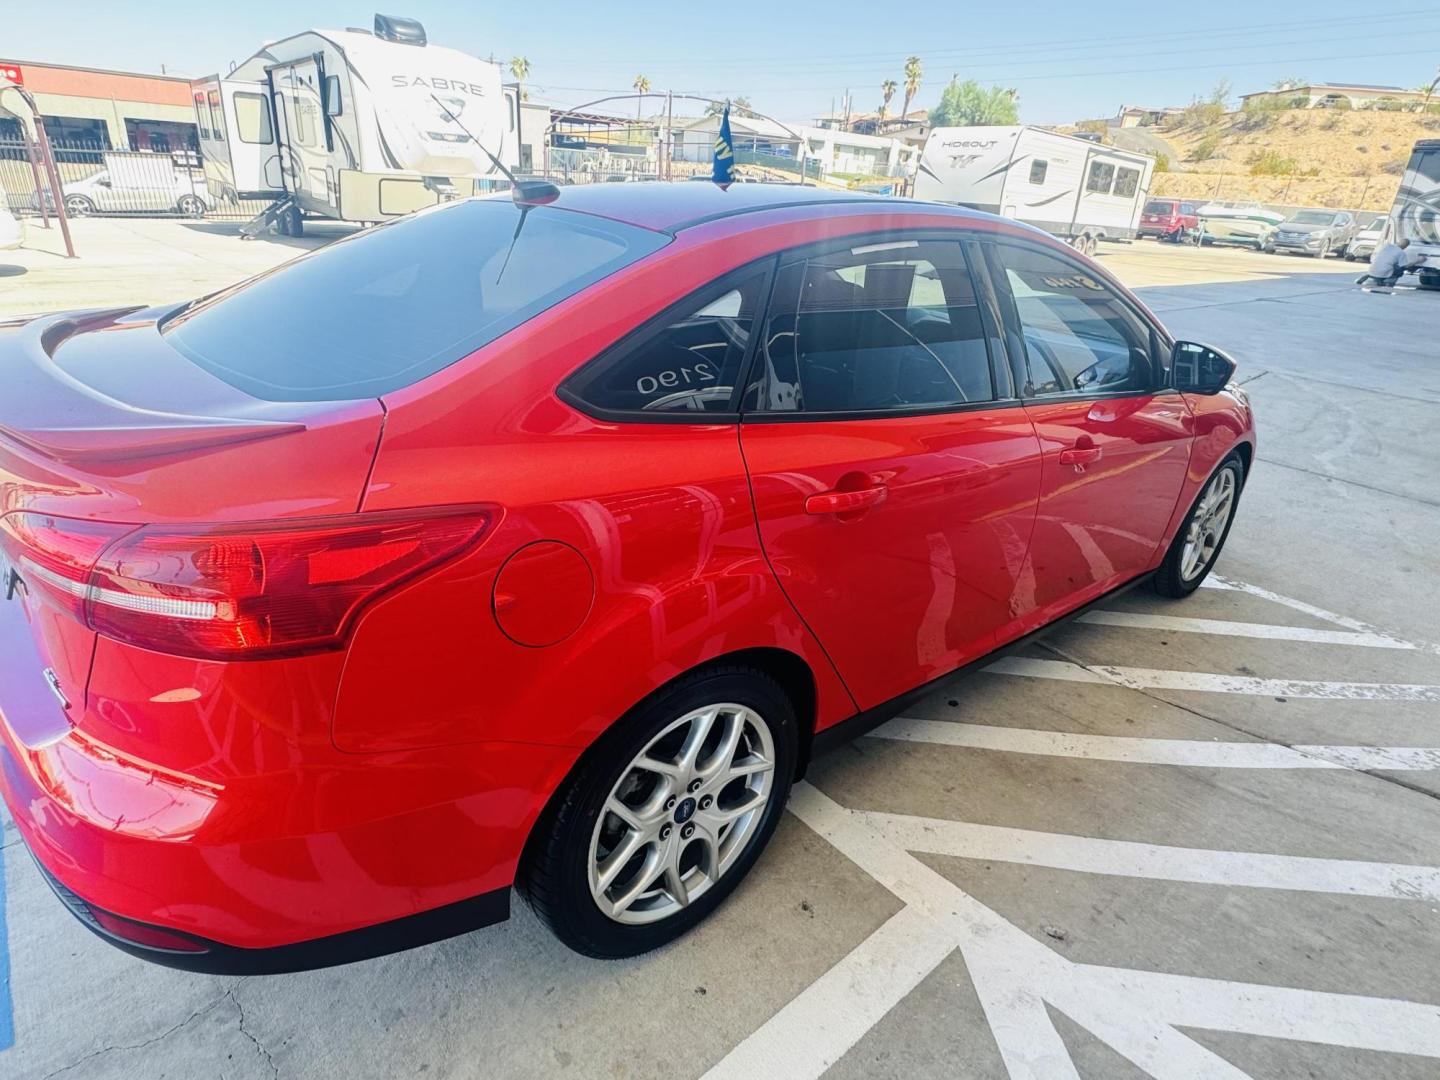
0,841,13,1052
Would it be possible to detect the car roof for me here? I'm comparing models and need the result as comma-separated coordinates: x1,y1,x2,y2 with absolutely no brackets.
539,181,971,234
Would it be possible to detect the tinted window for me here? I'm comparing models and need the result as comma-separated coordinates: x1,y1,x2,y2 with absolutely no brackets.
208,90,225,142
235,93,273,144
748,239,993,414
1144,200,1175,215
1113,166,1140,198
1180,202,1196,215
164,200,668,401
564,269,769,415
1029,159,1048,184
995,244,1153,397
1086,161,1115,194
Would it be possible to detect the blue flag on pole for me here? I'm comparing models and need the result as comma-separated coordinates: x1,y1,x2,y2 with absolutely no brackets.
712,103,735,186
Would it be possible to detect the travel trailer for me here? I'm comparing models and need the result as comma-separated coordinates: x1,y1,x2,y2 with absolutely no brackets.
192,14,521,235
914,126,1154,253
1389,139,1440,287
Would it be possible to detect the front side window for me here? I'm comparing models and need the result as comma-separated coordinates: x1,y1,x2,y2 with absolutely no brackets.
747,238,994,415
1029,159,1049,184
234,93,274,145
1113,166,1140,198
562,268,770,415
1086,161,1115,194
994,243,1154,398
194,94,210,140
164,201,669,401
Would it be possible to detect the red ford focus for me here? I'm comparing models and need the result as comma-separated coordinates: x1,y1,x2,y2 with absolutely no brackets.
0,184,1253,971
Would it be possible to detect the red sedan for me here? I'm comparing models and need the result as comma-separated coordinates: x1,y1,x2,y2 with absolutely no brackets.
0,183,1253,971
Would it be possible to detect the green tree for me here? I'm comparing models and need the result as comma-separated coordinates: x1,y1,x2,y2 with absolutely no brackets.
704,96,754,118
508,56,531,101
633,74,650,120
901,57,922,123
927,78,1020,127
879,79,898,123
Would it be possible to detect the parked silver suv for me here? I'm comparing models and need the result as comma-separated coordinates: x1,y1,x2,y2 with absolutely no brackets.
1270,209,1360,258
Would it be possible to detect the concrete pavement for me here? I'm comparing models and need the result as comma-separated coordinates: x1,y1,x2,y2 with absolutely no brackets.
3,224,1440,1079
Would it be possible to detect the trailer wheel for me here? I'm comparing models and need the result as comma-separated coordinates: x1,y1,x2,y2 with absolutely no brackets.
278,205,304,238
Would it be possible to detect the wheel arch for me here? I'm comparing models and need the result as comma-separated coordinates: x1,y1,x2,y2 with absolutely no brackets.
514,646,821,884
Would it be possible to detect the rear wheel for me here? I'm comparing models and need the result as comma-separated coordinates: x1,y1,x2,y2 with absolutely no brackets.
1154,454,1244,598
64,194,94,217
519,666,797,958
176,195,206,217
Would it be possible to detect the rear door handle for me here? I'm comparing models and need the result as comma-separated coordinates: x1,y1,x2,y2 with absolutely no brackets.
1059,446,1102,466
805,486,887,515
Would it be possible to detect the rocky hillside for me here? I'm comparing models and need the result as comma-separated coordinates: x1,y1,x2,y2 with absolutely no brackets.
1148,108,1440,211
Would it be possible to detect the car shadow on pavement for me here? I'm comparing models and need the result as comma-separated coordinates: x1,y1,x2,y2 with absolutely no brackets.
178,219,360,250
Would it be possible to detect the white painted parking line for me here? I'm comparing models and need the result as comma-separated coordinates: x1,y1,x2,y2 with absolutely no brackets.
984,656,1440,702
872,718,1440,771
1078,609,1416,649
1203,575,1439,654
871,811,1440,901
708,786,1440,1080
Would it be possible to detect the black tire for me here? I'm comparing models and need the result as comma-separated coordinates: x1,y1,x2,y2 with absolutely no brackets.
518,665,798,958
277,205,303,237
1153,453,1245,599
176,195,206,217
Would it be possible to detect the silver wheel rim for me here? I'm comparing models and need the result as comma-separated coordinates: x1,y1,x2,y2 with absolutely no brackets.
65,197,90,216
588,703,776,925
1180,468,1236,581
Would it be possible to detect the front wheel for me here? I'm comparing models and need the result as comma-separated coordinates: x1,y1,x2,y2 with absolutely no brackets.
176,194,206,217
64,194,94,217
1154,454,1244,598
519,666,797,958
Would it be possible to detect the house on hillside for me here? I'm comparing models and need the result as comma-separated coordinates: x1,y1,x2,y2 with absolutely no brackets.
1112,104,1184,128
1240,83,1428,109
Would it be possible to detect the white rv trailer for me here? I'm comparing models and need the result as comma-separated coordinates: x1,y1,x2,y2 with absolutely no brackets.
914,126,1154,253
1388,139,1440,288
191,14,520,235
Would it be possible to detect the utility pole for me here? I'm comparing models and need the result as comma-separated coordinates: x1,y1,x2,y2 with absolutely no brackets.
663,90,673,181
0,84,75,256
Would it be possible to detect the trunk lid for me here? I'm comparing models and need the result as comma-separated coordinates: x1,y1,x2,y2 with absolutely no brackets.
0,307,384,741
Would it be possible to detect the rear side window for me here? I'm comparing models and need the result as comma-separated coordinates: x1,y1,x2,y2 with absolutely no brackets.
164,200,668,401
562,267,771,415
747,238,994,414
1029,159,1048,184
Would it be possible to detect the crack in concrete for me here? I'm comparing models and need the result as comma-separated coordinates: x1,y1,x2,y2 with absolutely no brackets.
229,987,280,1080
1036,639,1440,807
40,992,232,1080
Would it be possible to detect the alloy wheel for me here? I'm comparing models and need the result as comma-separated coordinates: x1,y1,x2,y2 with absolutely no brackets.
64,196,92,217
1180,467,1236,581
588,703,776,925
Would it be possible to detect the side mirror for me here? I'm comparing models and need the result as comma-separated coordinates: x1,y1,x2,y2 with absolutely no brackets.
1172,341,1237,395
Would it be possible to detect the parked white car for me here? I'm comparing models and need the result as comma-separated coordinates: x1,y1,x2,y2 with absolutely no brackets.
33,160,213,218
0,198,23,250
1344,218,1388,262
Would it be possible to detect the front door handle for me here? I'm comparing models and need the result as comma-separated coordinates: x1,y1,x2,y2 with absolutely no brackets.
805,485,888,515
1059,445,1102,467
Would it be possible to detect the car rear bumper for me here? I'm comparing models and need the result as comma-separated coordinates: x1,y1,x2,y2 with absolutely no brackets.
0,672,575,970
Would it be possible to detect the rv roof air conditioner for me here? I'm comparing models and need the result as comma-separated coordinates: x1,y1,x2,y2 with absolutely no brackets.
374,14,427,45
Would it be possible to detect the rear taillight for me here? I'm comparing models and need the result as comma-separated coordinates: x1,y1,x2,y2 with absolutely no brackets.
0,514,133,620
1,508,493,660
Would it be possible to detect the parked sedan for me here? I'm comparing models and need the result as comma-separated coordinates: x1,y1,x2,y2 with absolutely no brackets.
1344,217,1388,261
1269,209,1360,258
0,184,1255,971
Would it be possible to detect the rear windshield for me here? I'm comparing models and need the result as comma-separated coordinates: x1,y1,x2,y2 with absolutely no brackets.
163,199,669,401
1144,200,1177,214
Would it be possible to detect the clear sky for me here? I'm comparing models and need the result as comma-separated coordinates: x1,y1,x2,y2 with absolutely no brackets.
8,1,1439,125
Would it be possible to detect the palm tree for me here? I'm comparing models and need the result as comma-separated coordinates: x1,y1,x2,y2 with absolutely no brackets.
1421,71,1440,111
508,56,531,101
633,74,650,120
901,57,923,125
879,79,897,124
